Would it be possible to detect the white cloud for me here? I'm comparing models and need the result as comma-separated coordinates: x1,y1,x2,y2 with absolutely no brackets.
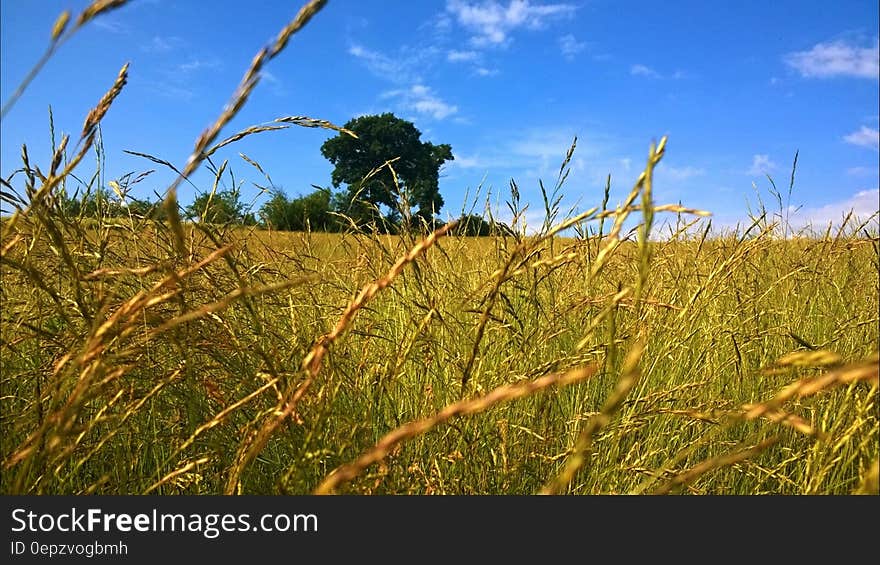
383,84,459,120
510,129,577,160
843,126,880,150
349,44,408,81
446,0,576,46
475,67,499,76
436,13,453,29
791,189,879,228
349,43,456,119
506,128,632,188
629,65,687,80
445,126,657,235
630,64,661,78
348,43,438,84
152,55,220,100
558,34,586,59
414,99,458,120
447,128,582,176
748,154,777,176
177,58,220,74
141,36,183,53
92,17,129,34
260,70,286,96
847,166,878,176
452,154,486,168
660,165,706,182
784,38,879,79
448,49,479,62
146,81,195,101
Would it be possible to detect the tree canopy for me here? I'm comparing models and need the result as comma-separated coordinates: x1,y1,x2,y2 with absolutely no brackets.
259,187,335,232
320,113,453,226
185,189,255,225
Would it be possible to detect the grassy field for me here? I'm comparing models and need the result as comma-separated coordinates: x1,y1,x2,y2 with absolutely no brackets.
2,182,877,494
1,0,877,495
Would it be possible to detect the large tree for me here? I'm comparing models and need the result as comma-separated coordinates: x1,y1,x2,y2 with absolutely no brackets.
320,113,453,226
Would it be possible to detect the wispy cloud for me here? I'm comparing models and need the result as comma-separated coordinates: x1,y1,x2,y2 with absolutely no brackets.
452,154,486,169
843,126,880,150
630,64,686,79
630,64,661,78
176,58,221,74
435,13,454,32
149,55,220,101
349,44,407,80
448,49,479,62
508,129,580,171
847,165,878,177
348,43,438,84
784,37,879,79
448,152,513,172
382,84,459,120
448,128,578,174
446,0,577,47
791,188,879,228
92,17,129,34
446,49,497,76
470,129,637,234
349,42,456,119
558,34,586,60
260,70,287,97
145,81,194,101
748,154,777,176
659,165,706,182
141,36,184,54
469,127,633,190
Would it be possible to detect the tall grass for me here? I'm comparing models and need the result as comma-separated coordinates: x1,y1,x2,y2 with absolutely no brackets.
1,0,877,495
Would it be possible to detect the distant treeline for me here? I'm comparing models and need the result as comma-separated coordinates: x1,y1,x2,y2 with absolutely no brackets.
55,185,514,237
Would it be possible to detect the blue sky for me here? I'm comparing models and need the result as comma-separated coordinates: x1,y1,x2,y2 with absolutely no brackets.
2,0,878,232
